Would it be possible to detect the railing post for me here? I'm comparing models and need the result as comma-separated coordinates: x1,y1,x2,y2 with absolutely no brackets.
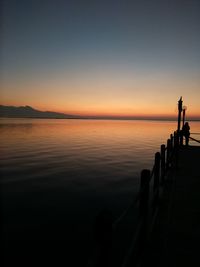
170,134,174,150
173,131,177,148
161,144,165,184
153,152,160,210
166,139,171,170
180,131,183,146
139,169,150,243
174,131,179,169
177,96,183,132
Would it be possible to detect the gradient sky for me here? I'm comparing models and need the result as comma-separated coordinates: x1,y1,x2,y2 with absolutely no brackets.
1,0,200,118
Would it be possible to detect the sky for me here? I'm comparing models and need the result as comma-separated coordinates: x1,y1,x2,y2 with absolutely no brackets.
1,0,200,118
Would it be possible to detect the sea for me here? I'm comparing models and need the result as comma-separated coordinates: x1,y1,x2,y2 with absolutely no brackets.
1,118,200,266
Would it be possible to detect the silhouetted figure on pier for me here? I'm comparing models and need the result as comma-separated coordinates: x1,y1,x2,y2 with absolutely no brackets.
182,122,190,146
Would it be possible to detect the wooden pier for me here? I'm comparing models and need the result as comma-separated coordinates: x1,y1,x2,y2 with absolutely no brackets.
88,98,200,267
140,145,200,267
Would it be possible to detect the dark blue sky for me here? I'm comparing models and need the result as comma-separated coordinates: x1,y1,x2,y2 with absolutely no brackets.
1,0,200,116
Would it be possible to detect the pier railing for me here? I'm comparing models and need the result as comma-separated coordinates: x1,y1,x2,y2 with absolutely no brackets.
189,136,200,144
87,130,180,267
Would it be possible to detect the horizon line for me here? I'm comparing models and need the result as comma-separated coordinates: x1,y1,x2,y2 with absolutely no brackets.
1,104,200,121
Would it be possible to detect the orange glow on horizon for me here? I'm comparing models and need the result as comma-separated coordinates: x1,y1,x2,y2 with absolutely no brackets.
1,69,200,119
1,99,200,119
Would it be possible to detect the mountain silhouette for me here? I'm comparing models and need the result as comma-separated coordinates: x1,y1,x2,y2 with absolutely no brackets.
0,105,79,119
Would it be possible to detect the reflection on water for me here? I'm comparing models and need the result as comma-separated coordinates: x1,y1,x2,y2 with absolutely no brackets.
0,118,200,266
1,119,179,197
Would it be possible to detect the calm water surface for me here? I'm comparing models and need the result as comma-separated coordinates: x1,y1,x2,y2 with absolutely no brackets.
1,118,200,266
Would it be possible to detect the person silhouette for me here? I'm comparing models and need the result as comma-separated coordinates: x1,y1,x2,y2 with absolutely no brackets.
182,122,190,146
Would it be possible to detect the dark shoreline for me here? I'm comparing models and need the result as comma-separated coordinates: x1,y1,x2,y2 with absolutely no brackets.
0,116,200,122
1,105,200,121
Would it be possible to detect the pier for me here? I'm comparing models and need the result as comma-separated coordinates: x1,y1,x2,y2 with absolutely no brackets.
88,97,200,267
140,145,200,267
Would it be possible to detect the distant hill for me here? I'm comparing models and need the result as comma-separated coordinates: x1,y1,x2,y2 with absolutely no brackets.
0,105,79,119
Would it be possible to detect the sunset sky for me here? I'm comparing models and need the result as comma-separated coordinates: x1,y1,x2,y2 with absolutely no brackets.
1,0,200,118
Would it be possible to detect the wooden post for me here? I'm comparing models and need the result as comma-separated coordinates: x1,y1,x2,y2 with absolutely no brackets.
170,134,173,149
161,145,165,184
173,131,177,148
180,132,183,146
177,97,183,133
153,152,160,209
182,108,186,128
174,131,179,169
166,139,171,170
174,131,179,147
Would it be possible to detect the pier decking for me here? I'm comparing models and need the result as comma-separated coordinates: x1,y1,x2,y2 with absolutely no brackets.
140,145,200,267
